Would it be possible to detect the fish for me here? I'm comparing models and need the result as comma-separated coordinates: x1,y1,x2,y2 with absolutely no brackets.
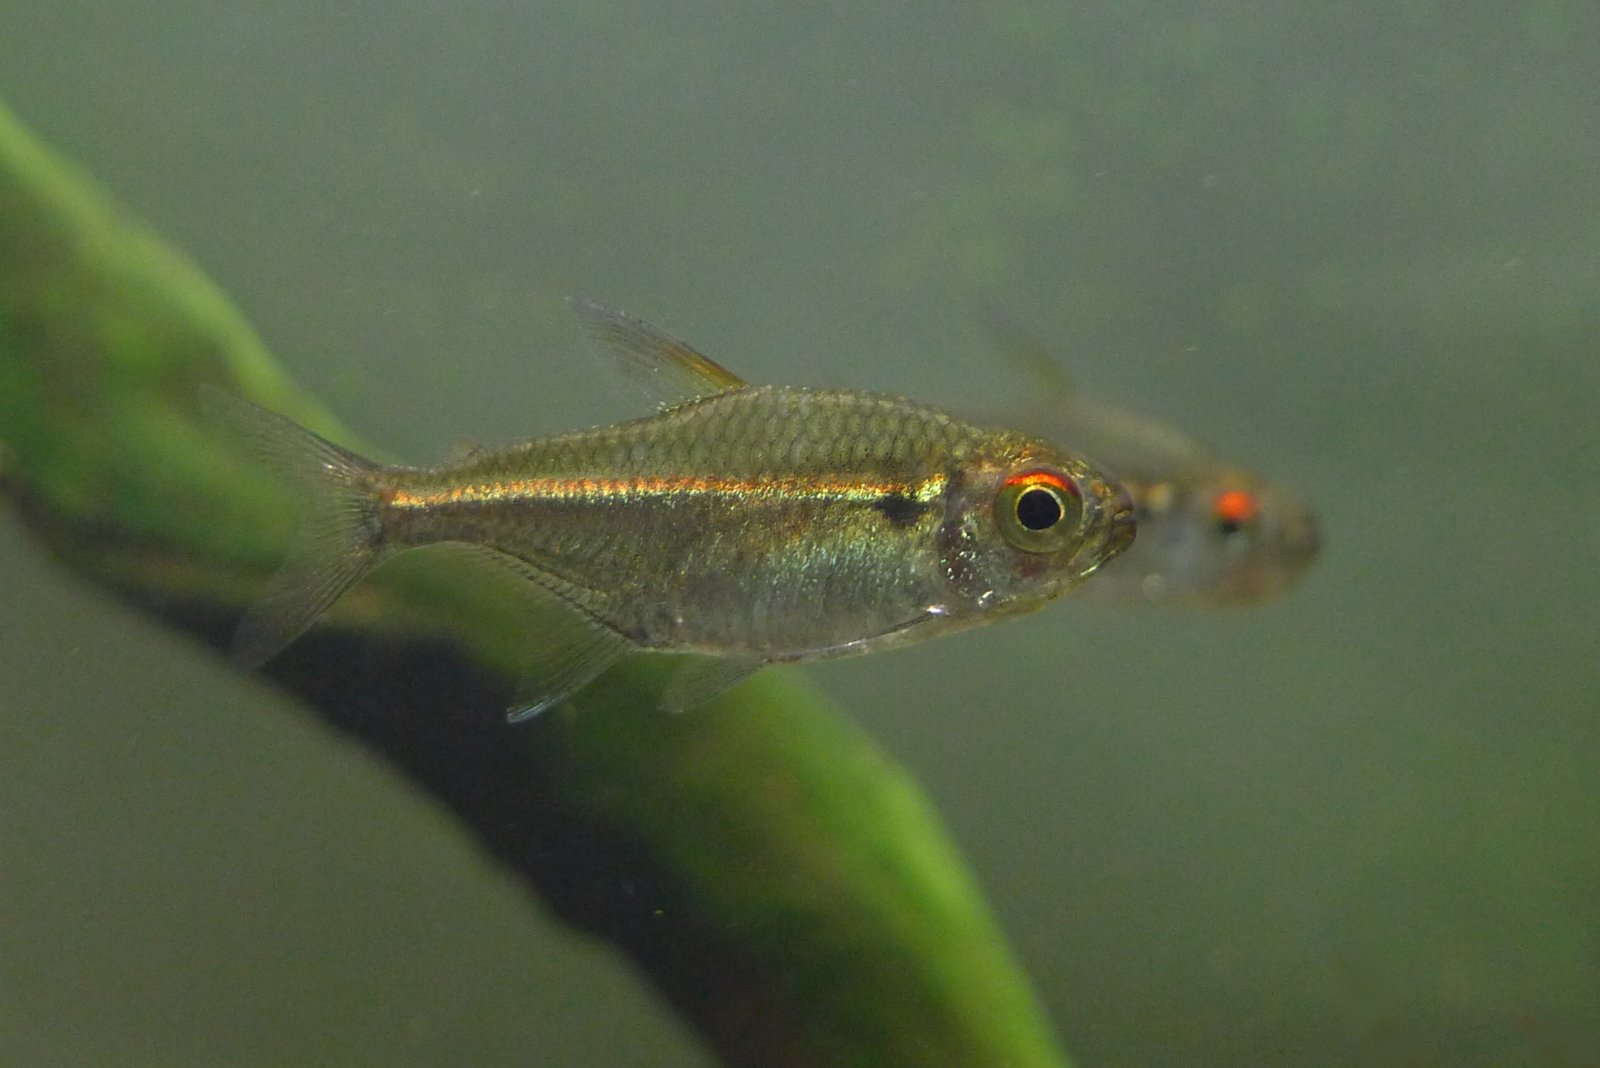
211,299,1137,719
983,315,1319,606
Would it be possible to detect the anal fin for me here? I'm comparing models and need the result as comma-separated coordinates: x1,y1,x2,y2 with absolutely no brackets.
507,622,630,723
430,543,633,722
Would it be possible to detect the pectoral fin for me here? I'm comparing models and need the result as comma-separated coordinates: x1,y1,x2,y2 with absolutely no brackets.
659,656,763,713
777,606,947,661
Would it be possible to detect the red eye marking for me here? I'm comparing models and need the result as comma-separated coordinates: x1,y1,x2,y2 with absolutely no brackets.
1214,489,1259,527
1003,470,1080,498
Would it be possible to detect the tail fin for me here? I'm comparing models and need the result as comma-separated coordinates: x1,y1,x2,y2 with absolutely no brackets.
201,387,388,668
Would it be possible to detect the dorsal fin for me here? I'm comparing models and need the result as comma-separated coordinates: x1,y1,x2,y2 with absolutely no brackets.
980,308,1076,397
568,297,749,410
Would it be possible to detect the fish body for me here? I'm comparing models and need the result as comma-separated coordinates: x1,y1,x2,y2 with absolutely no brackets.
383,386,1124,657
217,301,1136,717
986,317,1319,606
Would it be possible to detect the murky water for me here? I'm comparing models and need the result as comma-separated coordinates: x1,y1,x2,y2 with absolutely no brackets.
2,5,1596,1065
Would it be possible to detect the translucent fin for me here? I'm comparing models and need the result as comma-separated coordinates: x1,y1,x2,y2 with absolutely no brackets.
199,387,386,668
980,308,1075,396
506,622,630,723
444,437,488,462
567,297,749,409
659,656,762,713
778,607,943,660
430,544,632,723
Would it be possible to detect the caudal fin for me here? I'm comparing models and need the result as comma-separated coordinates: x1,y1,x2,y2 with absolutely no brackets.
202,387,388,668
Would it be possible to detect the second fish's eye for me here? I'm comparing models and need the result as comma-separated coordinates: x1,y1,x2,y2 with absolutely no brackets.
1213,489,1259,538
996,469,1083,553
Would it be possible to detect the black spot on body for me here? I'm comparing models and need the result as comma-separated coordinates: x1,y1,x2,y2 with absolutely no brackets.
873,491,926,529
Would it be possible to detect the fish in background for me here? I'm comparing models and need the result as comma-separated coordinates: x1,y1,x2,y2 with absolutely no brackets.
983,315,1319,606
209,300,1137,719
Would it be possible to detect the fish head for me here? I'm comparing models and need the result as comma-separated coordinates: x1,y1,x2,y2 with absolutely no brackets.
939,437,1137,615
1116,470,1321,606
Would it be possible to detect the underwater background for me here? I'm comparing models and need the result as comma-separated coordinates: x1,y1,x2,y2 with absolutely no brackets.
1,3,1596,1065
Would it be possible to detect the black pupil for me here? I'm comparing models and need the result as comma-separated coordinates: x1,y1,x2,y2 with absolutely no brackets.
1016,487,1063,531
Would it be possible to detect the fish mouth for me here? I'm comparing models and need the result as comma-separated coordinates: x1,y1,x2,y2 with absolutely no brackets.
1285,507,1321,565
1067,487,1137,578
1104,502,1138,560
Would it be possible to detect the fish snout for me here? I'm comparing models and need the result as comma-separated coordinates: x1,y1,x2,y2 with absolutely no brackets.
1285,505,1321,565
1069,478,1137,576
1105,498,1138,560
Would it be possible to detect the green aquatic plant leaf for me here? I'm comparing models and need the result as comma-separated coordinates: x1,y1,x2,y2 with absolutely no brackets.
0,99,1072,1068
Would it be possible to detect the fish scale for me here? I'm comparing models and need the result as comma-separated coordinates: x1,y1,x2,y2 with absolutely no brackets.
380,389,974,648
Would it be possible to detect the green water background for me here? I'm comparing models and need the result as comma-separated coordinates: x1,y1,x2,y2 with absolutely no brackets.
1,3,1596,1065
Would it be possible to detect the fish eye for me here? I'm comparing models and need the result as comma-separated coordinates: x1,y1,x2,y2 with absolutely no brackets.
1213,488,1259,537
1016,486,1063,530
996,470,1083,553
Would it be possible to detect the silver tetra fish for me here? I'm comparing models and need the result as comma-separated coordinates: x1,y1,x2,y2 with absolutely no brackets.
210,300,1137,719
984,315,1318,607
